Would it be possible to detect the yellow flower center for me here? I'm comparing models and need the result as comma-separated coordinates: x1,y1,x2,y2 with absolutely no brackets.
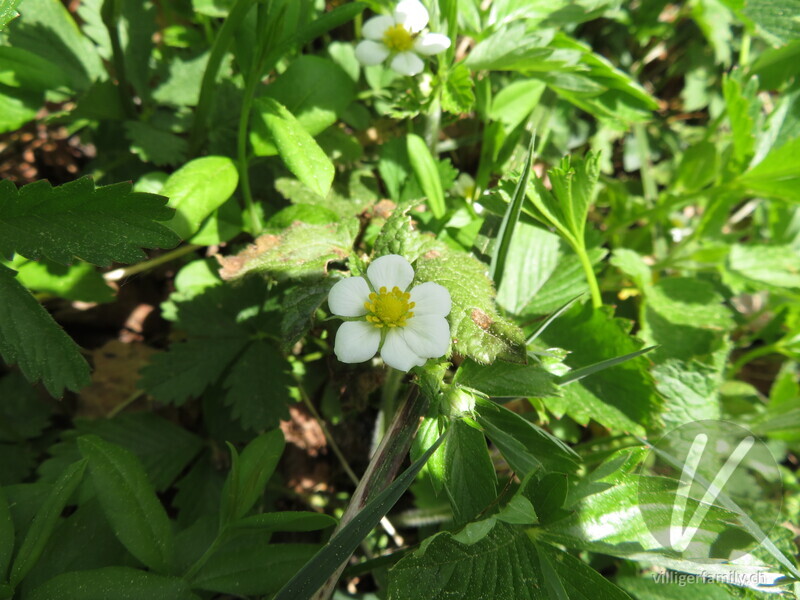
364,286,415,329
382,24,415,52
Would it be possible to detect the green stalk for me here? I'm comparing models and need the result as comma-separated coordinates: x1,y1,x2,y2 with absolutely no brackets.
189,0,262,156
101,0,136,118
576,245,603,309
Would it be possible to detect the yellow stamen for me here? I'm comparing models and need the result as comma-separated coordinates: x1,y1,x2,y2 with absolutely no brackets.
382,24,415,52
365,285,415,329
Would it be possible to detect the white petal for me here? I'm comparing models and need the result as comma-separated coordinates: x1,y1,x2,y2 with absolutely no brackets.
402,315,450,358
362,14,395,40
393,0,429,33
380,329,427,371
355,40,390,66
390,51,425,76
334,321,381,364
409,281,451,317
328,276,370,317
414,32,451,55
367,254,414,292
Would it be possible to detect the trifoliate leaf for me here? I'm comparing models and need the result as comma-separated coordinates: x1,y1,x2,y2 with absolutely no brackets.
139,279,293,431
0,177,180,266
217,220,357,282
0,265,90,396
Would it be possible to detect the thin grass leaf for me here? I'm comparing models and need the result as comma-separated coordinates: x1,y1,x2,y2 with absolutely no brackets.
490,133,535,289
274,432,446,600
557,346,658,385
407,133,446,218
526,294,584,345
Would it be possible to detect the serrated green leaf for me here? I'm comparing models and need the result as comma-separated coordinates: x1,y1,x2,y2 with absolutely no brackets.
535,541,633,600
10,458,87,586
407,133,446,218
444,420,497,525
217,220,356,281
742,0,800,45
27,567,199,600
255,97,334,198
78,435,174,574
723,72,760,168
441,62,475,114
0,178,179,266
388,522,546,599
280,279,336,351
456,359,559,399
161,156,238,241
737,137,800,201
476,398,580,476
152,51,208,107
0,264,90,396
725,244,800,291
220,429,285,525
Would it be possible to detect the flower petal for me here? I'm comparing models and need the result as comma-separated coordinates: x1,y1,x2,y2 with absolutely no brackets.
328,276,370,317
367,254,415,292
402,314,450,358
355,40,390,66
334,321,381,364
414,32,451,55
390,51,425,76
381,329,427,371
409,281,451,317
362,14,395,40
393,0,429,33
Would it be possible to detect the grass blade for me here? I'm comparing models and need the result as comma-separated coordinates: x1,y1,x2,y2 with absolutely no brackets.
557,346,658,385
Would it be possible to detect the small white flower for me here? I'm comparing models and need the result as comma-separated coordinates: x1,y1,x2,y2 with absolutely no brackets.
354,0,451,76
328,254,452,372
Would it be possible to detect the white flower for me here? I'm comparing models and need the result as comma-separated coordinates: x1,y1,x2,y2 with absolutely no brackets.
328,254,452,372
354,0,451,76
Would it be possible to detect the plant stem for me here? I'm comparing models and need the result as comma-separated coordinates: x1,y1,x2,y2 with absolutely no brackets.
576,246,603,309
101,0,137,119
311,385,429,600
189,0,262,155
103,244,201,282
739,32,751,67
424,91,442,154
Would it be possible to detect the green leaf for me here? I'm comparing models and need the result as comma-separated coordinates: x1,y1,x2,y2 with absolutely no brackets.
0,47,70,91
191,535,318,596
737,137,800,201
723,71,759,168
441,62,475,114
534,541,633,600
6,0,104,91
444,420,497,525
476,398,581,475
8,256,114,303
217,220,357,281
557,345,657,385
0,372,52,442
125,121,189,167
152,52,209,107
742,0,800,45
0,486,12,580
0,87,40,134
275,432,446,600
616,574,737,599
232,511,336,532
161,156,239,241
27,567,199,600
0,0,20,30
490,135,535,290
535,303,662,435
406,133,446,219
0,177,180,266
254,97,334,198
9,458,87,586
78,435,174,574
0,264,90,396
724,243,800,291
388,522,546,599
220,429,285,525
279,279,336,351
139,279,295,430
251,56,356,155
455,358,559,399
